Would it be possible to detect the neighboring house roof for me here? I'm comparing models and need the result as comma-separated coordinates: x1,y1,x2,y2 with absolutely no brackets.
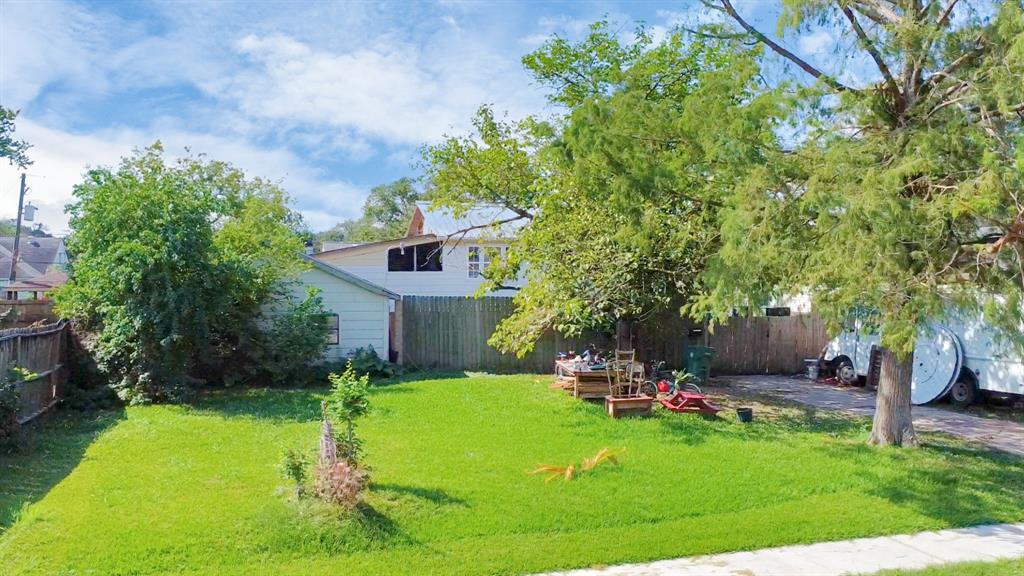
300,254,400,300
313,234,440,258
320,241,364,252
4,271,68,292
406,202,526,240
0,237,66,280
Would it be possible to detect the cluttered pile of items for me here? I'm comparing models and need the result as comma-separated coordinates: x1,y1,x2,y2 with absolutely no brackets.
552,347,721,418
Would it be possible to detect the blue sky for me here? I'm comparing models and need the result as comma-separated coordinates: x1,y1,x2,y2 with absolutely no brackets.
1,0,812,234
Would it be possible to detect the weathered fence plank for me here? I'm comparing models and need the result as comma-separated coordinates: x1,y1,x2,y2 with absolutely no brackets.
0,321,68,423
398,297,828,375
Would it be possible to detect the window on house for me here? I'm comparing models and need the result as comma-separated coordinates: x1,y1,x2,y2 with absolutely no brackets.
387,246,415,271
415,241,443,271
325,313,340,345
387,242,443,272
468,246,503,278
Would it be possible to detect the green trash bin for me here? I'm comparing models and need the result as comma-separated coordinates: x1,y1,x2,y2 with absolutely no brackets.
685,346,715,385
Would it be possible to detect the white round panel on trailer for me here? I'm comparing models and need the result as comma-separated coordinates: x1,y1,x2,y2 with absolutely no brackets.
910,326,964,405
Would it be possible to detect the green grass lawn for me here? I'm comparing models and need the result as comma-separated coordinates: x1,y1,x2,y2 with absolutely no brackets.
869,557,1024,575
2,373,1023,575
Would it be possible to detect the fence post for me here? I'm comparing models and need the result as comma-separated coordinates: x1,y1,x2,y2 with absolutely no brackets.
393,299,404,365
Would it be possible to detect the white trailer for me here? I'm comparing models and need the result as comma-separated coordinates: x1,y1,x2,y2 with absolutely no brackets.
823,311,1024,406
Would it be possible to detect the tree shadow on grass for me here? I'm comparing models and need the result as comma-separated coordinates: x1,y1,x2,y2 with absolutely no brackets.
371,482,468,507
352,501,411,546
187,388,325,423
371,370,470,388
185,372,471,422
650,398,870,447
816,435,1024,528
0,407,125,534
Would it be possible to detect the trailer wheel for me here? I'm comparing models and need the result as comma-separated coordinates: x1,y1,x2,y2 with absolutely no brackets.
948,373,977,407
834,357,857,386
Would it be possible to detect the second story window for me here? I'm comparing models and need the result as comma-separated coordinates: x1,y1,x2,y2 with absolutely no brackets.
388,242,443,272
468,246,502,278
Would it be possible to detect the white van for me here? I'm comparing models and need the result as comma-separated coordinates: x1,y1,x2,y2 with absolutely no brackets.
823,310,1024,406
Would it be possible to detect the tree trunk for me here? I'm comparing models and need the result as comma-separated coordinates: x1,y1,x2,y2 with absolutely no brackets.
867,346,918,447
615,317,634,351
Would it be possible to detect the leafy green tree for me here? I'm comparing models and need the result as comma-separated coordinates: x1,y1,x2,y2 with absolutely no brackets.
702,0,1024,445
317,178,421,244
0,106,31,168
257,287,329,387
424,24,781,354
55,144,310,402
327,362,370,463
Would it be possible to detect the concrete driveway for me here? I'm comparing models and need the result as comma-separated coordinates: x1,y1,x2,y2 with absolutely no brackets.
716,375,1024,458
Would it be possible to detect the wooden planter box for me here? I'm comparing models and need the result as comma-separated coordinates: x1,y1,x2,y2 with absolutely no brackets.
604,395,654,418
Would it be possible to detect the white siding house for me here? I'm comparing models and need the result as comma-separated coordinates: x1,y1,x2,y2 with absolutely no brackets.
287,256,399,361
313,203,526,297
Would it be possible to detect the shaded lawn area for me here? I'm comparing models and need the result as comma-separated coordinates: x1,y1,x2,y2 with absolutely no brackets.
1,373,1023,575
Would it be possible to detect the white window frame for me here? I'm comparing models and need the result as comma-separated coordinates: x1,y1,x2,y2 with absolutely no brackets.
468,246,503,278
325,313,340,345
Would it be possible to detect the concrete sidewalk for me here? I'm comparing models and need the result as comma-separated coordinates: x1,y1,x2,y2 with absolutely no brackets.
718,375,1024,458
540,522,1024,576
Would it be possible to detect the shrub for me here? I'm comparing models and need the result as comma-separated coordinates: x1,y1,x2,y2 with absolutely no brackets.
348,346,403,379
314,407,365,509
279,447,310,498
0,307,17,329
62,326,120,411
54,145,307,403
326,363,370,463
0,372,22,449
315,457,364,509
260,288,330,386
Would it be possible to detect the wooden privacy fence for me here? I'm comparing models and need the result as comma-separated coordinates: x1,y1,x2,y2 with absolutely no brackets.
398,296,829,375
399,297,606,373
0,299,57,326
0,321,68,423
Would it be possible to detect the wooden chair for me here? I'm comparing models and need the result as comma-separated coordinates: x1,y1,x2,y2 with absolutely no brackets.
604,349,653,417
605,349,642,398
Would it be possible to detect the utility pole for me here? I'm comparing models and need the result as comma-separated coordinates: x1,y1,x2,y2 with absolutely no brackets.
8,173,26,283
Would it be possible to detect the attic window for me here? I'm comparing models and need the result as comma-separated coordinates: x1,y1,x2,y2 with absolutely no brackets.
387,242,443,272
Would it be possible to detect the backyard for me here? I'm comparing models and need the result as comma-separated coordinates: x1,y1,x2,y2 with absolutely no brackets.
2,373,1023,575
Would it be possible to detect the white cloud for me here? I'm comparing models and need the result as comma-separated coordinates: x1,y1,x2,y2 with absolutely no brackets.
536,15,593,38
0,1,111,107
0,120,366,234
0,0,549,233
798,30,835,57
217,33,541,146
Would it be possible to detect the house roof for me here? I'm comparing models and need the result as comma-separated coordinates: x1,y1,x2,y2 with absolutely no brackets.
407,202,526,240
313,234,440,257
0,237,65,280
4,271,68,292
300,254,400,300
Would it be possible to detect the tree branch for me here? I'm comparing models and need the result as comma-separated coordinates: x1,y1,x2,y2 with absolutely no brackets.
717,0,853,93
937,0,961,28
922,36,986,91
842,6,899,96
440,214,533,252
848,1,904,26
975,101,1024,119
